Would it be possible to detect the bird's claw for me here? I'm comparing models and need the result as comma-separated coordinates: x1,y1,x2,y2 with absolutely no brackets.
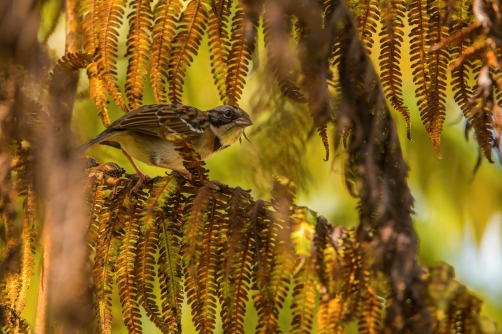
129,173,151,195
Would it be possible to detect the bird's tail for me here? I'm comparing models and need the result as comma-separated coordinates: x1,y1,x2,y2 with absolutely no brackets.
76,130,117,155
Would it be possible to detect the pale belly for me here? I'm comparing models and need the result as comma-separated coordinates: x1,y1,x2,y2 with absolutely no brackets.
111,130,215,168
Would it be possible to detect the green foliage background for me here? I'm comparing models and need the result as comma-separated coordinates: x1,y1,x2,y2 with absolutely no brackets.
25,9,502,332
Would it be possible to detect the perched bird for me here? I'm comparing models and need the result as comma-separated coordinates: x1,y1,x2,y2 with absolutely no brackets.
77,104,252,191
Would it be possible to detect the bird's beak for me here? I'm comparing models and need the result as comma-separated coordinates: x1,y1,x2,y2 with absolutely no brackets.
235,115,253,127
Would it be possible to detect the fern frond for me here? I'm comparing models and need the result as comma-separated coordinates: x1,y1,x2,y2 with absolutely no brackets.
81,0,100,53
290,256,317,334
253,178,296,334
87,62,111,127
93,181,128,333
96,0,128,113
53,51,94,73
190,195,224,333
158,186,185,332
408,0,431,143
378,0,411,140
184,181,219,272
317,297,345,334
208,0,231,102
425,0,449,156
466,99,494,161
290,207,317,334
357,283,383,334
125,0,153,109
226,6,255,106
0,304,32,333
150,0,183,103
168,0,210,104
264,2,306,103
220,187,253,334
356,0,380,54
449,0,474,117
135,223,164,332
116,192,143,333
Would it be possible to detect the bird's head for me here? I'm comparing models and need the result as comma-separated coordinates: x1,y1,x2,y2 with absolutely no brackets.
207,105,252,147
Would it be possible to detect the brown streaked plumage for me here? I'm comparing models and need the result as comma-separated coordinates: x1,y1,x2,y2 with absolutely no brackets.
77,104,252,192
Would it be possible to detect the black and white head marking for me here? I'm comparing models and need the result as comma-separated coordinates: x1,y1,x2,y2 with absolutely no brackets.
207,105,252,149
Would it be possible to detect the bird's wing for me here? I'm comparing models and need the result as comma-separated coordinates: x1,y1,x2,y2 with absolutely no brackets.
111,104,209,138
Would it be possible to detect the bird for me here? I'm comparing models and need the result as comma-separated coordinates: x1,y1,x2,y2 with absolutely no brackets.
77,104,253,192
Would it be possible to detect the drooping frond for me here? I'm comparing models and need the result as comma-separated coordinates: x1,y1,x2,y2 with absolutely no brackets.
289,208,317,334
125,0,153,109
357,269,383,334
96,0,128,112
81,0,100,53
449,0,474,117
158,184,185,333
355,0,380,54
226,6,256,106
183,180,221,333
408,0,431,141
263,1,306,103
150,0,183,103
253,178,296,334
92,180,129,333
116,192,143,333
425,0,449,156
207,0,231,102
378,0,411,140
134,177,174,333
87,62,111,127
220,187,253,334
168,0,210,104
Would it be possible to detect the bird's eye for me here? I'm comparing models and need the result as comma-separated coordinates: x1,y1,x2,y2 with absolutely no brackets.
223,109,233,118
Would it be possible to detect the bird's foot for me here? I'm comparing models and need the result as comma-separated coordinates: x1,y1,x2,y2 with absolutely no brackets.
130,173,151,195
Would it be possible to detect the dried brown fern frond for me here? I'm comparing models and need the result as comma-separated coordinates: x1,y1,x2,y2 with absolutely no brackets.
81,0,100,53
464,66,497,161
52,51,94,76
220,187,254,334
96,0,128,113
168,0,210,104
357,281,383,334
87,62,111,127
355,0,380,54
208,0,231,102
150,0,183,103
158,184,185,332
253,178,296,334
263,1,306,103
408,0,431,140
378,0,411,140
428,263,487,333
0,303,32,333
92,179,129,333
289,207,317,334
449,0,475,117
125,0,153,109
226,5,256,106
425,0,449,156
116,192,143,333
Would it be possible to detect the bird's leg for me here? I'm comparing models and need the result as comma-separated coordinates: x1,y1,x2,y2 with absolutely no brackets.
121,148,150,193
153,162,192,180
